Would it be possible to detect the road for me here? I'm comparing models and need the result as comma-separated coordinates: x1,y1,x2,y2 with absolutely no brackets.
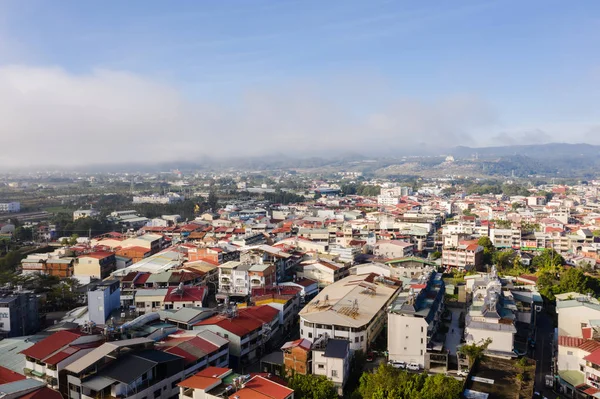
533,308,561,398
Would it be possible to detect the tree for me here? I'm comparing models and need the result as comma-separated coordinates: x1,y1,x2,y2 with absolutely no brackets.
207,191,219,212
458,338,492,367
532,249,564,271
431,251,442,260
493,250,512,271
68,234,79,245
13,227,33,242
288,374,338,399
357,364,462,399
477,236,495,265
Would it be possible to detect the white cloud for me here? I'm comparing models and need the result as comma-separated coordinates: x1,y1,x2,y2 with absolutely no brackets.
0,65,594,167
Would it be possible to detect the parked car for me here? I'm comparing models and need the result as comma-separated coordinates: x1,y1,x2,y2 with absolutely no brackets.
406,363,420,371
366,352,374,362
388,360,406,369
457,369,468,377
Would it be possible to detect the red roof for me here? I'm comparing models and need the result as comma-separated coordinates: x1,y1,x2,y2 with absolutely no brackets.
585,348,600,366
19,387,63,399
197,366,231,378
558,336,585,348
578,340,600,353
0,366,25,384
164,286,206,303
43,346,81,365
135,273,151,284
281,338,312,352
178,375,219,390
584,387,600,395
236,375,293,399
20,330,84,361
293,278,317,288
195,306,279,336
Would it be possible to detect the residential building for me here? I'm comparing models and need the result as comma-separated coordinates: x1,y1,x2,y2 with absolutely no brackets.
135,289,168,314
74,251,116,281
163,285,207,310
278,279,319,303
387,269,446,370
194,305,280,368
297,259,349,287
441,240,484,271
0,291,40,338
178,368,294,399
464,267,517,357
72,208,99,221
250,286,301,332
87,280,120,325
384,257,438,280
373,240,415,259
0,202,20,213
281,339,311,376
217,261,252,299
299,274,400,352
65,338,184,399
133,193,184,204
20,329,104,393
311,336,351,395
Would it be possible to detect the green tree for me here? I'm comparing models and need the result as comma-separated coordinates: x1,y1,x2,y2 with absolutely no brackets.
13,227,33,242
68,234,79,245
458,338,492,367
431,251,442,260
288,374,338,399
477,236,495,265
493,250,512,271
532,249,564,271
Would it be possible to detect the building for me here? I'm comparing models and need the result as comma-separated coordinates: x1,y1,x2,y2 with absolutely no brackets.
20,329,104,393
0,367,61,398
373,240,415,259
384,257,438,279
72,208,99,221
311,336,351,395
297,259,349,287
21,254,75,277
178,367,294,399
387,269,446,370
250,286,301,333
65,338,185,399
554,292,600,396
217,261,252,299
194,305,280,368
281,339,312,376
75,252,116,281
299,274,400,352
441,240,484,271
0,291,40,338
0,202,20,213
464,267,517,357
133,193,184,204
135,289,168,314
163,285,207,310
87,280,121,325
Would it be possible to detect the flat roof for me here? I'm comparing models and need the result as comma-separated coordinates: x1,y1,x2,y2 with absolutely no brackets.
65,338,152,374
299,274,399,328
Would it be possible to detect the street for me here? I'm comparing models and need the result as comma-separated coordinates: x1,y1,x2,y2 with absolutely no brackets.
533,308,560,398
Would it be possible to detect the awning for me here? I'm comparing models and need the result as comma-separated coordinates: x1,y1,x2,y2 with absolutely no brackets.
82,375,115,391
558,370,585,388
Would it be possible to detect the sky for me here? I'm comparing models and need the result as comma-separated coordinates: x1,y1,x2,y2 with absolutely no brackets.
0,0,599,166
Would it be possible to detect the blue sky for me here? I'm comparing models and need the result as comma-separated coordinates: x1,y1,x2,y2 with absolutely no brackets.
0,0,599,165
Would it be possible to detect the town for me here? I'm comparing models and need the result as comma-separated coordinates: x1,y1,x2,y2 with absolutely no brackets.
0,171,598,399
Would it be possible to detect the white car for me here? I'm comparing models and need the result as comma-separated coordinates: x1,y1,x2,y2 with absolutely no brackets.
388,360,406,369
406,363,420,371
457,369,469,377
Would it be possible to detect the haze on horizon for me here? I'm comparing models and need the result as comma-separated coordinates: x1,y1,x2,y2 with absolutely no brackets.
0,0,599,167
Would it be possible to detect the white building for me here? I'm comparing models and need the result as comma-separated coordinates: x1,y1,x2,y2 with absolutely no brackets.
387,269,446,370
133,193,184,204
464,267,517,357
299,274,400,352
311,336,351,395
0,202,20,213
73,208,100,220
373,240,414,259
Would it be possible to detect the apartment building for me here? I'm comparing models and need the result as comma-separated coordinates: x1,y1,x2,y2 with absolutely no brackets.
74,251,116,281
490,228,521,248
464,267,517,357
135,289,168,314
311,336,351,395
299,274,400,352
87,280,121,325
194,305,280,368
0,291,40,338
178,368,294,399
217,261,252,298
441,240,484,271
373,240,415,259
387,269,446,370
297,259,349,287
0,202,20,213
20,329,104,394
64,338,185,399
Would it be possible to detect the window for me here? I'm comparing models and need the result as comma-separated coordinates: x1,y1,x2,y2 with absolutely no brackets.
361,336,364,342
580,365,585,372
224,334,229,339
301,329,303,335
405,336,408,340
406,324,409,328
421,326,424,333
404,347,407,351
332,370,338,377
421,338,423,344
308,332,312,338
154,389,161,398
355,337,359,343
567,351,574,355
318,364,325,369
420,350,423,355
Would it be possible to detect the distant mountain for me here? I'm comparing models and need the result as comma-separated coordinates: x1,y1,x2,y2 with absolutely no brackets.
451,143,600,159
